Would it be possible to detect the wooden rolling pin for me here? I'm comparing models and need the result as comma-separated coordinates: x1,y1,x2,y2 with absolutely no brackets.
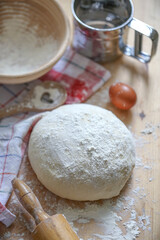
12,178,80,240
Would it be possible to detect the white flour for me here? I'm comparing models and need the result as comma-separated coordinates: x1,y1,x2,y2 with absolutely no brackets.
30,85,61,109
141,122,160,140
56,199,127,240
0,15,58,75
2,131,154,240
54,194,150,240
1,94,158,240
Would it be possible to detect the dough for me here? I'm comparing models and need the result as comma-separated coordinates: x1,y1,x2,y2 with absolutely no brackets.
28,104,135,201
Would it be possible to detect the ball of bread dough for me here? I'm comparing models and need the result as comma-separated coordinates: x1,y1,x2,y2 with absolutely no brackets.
28,104,135,201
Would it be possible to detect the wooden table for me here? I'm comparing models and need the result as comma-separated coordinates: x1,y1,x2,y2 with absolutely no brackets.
1,0,160,239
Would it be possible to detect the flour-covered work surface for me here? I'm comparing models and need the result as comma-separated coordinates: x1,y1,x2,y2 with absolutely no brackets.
1,87,158,240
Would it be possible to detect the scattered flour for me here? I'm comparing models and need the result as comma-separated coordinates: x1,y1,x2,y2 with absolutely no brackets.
141,122,160,140
141,124,155,135
1,106,157,239
135,157,152,170
149,178,153,182
132,187,148,199
138,215,150,230
3,144,153,240
54,195,151,240
56,199,126,240
123,221,140,240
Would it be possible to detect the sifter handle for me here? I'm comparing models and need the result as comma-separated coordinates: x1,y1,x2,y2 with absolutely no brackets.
120,18,158,63
12,178,49,224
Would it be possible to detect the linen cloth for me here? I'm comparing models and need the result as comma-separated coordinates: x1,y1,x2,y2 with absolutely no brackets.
0,48,111,226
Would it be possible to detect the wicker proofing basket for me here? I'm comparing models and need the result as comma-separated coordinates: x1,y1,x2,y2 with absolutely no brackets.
0,0,70,84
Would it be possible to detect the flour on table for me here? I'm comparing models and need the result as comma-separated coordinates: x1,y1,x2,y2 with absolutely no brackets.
55,195,150,240
140,122,160,140
2,105,156,239
4,134,153,240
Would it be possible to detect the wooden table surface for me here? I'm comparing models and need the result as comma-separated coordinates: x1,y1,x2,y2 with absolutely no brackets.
1,0,160,239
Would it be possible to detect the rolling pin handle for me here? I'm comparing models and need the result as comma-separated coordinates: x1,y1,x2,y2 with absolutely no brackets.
12,178,49,224
12,178,80,240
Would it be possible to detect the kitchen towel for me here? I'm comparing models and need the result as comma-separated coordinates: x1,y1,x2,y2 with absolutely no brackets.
0,48,111,226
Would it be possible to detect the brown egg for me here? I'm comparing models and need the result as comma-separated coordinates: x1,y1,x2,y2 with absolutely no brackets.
109,82,137,110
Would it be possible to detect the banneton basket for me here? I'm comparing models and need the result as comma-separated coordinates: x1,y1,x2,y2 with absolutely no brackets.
0,0,70,84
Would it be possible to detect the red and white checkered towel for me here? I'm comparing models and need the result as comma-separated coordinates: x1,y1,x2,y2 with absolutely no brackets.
0,48,111,226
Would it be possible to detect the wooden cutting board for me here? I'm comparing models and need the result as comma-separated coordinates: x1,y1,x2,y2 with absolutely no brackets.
1,0,160,239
